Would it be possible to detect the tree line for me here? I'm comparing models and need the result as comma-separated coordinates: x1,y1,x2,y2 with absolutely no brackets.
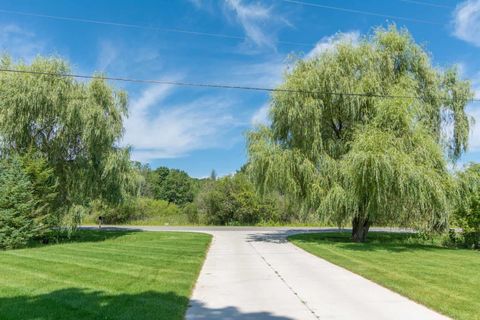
0,25,479,249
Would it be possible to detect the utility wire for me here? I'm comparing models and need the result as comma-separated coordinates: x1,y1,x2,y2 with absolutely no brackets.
0,8,313,47
281,0,443,25
0,1,445,49
397,0,453,9
1,68,478,103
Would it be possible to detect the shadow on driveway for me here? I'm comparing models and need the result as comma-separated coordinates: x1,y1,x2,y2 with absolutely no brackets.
187,300,294,320
0,287,295,320
245,228,341,244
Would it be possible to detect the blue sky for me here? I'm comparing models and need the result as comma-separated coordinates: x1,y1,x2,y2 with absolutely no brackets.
1,0,480,177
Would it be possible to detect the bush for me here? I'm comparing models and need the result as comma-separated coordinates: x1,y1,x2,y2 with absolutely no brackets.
455,164,480,249
90,197,181,224
0,157,37,249
196,173,278,225
182,202,199,224
0,153,58,250
20,151,59,232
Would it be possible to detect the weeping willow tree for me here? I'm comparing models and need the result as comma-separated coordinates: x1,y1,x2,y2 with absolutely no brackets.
0,56,139,227
247,26,472,242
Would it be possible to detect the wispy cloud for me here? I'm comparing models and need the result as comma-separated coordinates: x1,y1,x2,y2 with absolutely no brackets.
93,39,162,76
187,0,291,51
0,24,45,61
307,31,360,59
467,104,480,151
123,84,239,162
225,0,276,48
251,103,270,126
96,40,119,72
452,0,480,47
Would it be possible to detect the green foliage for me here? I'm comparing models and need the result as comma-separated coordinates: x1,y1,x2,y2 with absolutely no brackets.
248,26,472,241
148,167,195,205
132,161,154,197
0,56,137,221
0,152,59,249
19,150,59,228
454,163,480,248
0,157,37,249
90,197,181,224
196,173,279,225
182,202,200,224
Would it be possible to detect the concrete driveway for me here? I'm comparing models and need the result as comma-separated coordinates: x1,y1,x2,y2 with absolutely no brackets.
94,226,449,320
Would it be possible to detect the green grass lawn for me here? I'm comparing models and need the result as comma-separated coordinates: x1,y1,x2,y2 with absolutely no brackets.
289,232,480,320
0,230,211,320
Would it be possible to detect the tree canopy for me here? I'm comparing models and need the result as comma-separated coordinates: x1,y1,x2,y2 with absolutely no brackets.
148,167,195,205
247,26,473,241
0,56,138,224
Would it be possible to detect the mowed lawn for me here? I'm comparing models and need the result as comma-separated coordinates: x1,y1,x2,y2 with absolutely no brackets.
0,230,211,320
289,232,480,320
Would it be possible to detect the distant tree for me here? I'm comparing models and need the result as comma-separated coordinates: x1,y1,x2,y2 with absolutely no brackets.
0,56,138,224
132,161,154,197
248,26,472,242
237,163,249,174
161,169,194,205
210,169,217,181
151,167,194,205
196,173,273,225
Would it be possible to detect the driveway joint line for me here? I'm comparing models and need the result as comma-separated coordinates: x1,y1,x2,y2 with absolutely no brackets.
247,239,321,320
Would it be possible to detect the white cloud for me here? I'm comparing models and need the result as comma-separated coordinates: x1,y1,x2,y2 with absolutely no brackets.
251,103,270,126
453,0,480,47
226,0,273,48
467,104,480,151
123,84,238,162
0,24,45,61
224,0,290,50
307,31,360,59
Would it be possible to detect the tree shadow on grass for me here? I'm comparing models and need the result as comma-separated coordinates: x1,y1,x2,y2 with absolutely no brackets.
0,288,294,320
28,228,142,249
290,231,447,253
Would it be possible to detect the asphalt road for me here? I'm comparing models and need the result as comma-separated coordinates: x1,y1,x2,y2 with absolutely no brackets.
88,226,449,320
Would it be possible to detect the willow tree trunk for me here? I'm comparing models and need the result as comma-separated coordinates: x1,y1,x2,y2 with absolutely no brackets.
352,216,370,242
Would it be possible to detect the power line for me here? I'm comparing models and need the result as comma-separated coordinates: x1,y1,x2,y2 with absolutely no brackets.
0,8,313,48
1,68,478,103
397,0,453,9
0,1,445,50
281,0,443,25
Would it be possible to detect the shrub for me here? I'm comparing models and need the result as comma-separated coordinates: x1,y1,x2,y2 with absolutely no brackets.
196,173,278,225
20,151,59,233
454,164,480,249
90,197,181,224
0,153,58,249
181,203,199,224
0,157,37,249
